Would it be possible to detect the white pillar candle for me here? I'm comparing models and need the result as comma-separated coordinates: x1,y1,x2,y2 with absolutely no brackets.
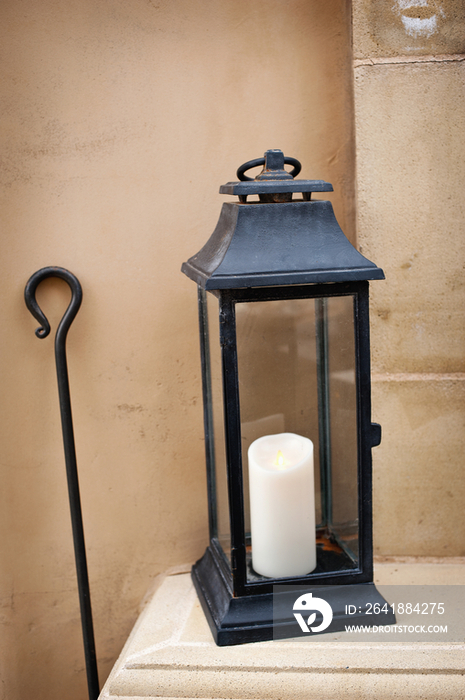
248,432,316,578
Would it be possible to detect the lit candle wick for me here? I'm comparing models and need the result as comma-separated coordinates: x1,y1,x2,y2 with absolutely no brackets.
275,450,286,469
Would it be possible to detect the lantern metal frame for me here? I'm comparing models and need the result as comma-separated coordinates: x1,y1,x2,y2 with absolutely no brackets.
182,150,394,645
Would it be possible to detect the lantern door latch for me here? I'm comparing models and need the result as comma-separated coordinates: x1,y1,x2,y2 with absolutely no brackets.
371,422,382,447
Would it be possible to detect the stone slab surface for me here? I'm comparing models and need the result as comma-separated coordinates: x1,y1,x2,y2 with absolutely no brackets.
99,561,465,700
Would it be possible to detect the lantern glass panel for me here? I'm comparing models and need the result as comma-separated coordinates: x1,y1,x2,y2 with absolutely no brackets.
202,289,231,563
326,296,359,561
235,294,359,582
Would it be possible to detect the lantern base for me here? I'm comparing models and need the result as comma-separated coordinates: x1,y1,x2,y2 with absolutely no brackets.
192,547,395,646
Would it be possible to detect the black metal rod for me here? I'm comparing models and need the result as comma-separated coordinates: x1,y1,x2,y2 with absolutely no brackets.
25,267,99,700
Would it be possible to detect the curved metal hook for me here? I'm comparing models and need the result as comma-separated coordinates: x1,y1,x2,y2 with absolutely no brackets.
24,266,82,340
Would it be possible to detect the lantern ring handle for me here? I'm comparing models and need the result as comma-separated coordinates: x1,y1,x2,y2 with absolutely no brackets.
237,156,302,181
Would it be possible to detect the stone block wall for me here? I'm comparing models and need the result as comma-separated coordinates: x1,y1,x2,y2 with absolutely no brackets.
353,0,465,555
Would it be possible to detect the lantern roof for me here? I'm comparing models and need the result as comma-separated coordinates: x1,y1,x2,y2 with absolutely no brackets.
182,150,384,290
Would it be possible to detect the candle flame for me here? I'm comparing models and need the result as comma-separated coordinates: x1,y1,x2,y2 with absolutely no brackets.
275,450,286,469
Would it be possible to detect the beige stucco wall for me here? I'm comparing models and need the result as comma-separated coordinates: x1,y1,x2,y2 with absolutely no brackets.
353,1,465,556
0,2,355,698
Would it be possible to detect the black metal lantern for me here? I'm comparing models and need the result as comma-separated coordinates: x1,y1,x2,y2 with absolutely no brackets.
182,150,394,645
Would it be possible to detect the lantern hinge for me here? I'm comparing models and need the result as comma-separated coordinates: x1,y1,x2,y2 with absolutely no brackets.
219,314,235,348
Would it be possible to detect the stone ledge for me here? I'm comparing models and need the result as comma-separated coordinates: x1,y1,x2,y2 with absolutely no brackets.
99,561,465,700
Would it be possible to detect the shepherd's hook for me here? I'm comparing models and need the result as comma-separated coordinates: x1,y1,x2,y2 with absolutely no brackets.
25,266,99,700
